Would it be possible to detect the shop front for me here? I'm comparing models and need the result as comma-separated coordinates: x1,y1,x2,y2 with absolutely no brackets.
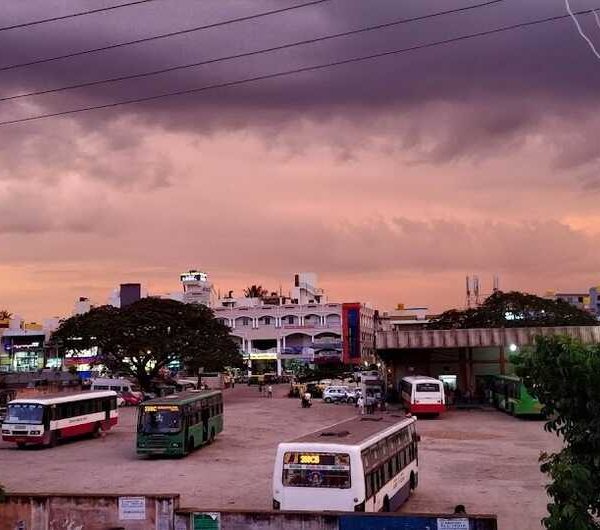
1,334,46,372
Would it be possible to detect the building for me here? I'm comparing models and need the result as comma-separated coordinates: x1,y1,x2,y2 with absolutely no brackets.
180,270,213,306
0,316,61,372
377,305,433,332
341,303,376,366
212,273,375,375
545,291,589,311
73,297,94,315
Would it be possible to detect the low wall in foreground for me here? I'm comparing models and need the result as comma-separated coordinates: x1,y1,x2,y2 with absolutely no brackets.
0,493,179,530
0,495,497,530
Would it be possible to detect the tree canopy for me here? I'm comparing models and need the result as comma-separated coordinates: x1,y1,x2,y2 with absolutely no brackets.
0,309,11,320
427,291,597,329
50,298,242,390
243,285,268,298
514,336,600,530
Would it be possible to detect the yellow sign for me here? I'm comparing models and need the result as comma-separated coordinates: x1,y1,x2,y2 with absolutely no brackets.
144,405,178,412
249,353,277,360
300,454,320,464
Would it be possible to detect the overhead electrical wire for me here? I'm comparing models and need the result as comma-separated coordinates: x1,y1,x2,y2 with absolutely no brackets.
0,0,331,72
0,0,505,103
0,6,596,127
0,0,160,32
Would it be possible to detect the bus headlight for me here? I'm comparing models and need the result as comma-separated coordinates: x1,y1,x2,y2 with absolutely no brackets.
30,431,41,435
1,429,9,434
171,442,180,447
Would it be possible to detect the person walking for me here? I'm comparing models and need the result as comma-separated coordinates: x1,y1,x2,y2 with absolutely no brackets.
258,382,263,395
267,385,273,398
357,395,365,415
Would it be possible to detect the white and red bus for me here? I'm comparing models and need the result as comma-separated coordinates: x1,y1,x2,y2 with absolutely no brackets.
1,390,118,448
400,376,445,416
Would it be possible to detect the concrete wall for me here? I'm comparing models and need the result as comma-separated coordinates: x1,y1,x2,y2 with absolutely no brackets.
0,494,179,530
0,496,496,530
175,510,497,530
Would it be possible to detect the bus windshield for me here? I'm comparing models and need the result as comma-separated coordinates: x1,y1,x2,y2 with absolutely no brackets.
416,383,440,392
6,403,44,424
282,452,351,489
139,405,181,434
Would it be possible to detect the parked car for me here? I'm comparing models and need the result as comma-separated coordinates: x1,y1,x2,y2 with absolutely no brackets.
322,386,355,404
119,391,143,407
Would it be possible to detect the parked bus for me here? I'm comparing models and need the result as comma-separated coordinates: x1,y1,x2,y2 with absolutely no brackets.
492,374,543,417
273,413,419,512
400,376,445,416
1,390,118,448
136,390,223,456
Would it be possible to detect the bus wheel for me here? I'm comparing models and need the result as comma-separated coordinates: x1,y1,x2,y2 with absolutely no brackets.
382,496,390,512
410,472,416,491
16,442,26,449
92,423,101,438
187,437,195,454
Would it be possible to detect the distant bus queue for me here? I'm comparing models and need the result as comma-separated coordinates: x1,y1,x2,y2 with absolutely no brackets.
1,387,224,454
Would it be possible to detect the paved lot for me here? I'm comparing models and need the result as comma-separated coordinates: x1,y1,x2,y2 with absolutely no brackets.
0,385,561,529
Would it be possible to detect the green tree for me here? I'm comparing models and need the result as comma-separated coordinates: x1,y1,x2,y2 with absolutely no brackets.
50,298,242,391
0,309,11,320
243,285,268,298
427,291,597,329
514,336,600,530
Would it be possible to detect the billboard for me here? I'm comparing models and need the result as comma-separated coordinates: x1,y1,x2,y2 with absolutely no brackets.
342,303,361,364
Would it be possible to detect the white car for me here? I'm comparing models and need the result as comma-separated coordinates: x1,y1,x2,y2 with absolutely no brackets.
322,386,356,404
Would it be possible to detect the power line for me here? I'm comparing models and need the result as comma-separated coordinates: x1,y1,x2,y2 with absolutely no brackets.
0,0,505,103
0,6,596,128
0,0,160,32
0,0,330,72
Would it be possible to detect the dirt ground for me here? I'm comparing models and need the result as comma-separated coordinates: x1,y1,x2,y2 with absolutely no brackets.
0,384,561,530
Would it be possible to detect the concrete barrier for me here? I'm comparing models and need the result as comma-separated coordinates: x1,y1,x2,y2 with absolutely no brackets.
0,493,179,530
174,509,498,530
0,496,497,530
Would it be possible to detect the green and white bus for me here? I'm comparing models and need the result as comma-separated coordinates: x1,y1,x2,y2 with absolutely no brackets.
492,375,543,417
136,390,223,456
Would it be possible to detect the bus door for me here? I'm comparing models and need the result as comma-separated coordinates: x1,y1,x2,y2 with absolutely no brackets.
201,400,209,441
102,398,111,428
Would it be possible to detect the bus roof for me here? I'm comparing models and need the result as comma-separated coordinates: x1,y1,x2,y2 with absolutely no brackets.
143,390,221,406
9,390,117,405
291,414,416,447
401,376,441,384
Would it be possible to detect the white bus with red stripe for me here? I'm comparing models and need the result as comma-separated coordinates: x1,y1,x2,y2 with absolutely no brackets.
1,390,118,448
400,376,445,416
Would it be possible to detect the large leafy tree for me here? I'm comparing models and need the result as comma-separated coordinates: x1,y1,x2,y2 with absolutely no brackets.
514,336,600,530
50,298,242,391
427,291,597,329
0,309,11,320
243,285,268,298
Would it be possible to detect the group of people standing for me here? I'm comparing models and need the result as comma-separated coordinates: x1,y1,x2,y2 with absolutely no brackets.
258,383,273,398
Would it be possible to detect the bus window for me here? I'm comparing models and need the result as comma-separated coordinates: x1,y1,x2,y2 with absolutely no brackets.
282,452,351,489
415,383,440,392
139,407,181,434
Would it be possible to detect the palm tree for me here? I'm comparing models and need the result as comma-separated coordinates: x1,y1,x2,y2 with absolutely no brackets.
243,285,268,299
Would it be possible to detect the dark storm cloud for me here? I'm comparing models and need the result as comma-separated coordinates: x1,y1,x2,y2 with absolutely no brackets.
1,0,600,140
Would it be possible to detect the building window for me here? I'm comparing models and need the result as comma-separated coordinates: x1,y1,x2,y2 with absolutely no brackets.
264,317,271,325
242,318,249,326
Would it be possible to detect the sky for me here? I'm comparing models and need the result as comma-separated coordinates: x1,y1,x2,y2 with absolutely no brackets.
1,0,600,320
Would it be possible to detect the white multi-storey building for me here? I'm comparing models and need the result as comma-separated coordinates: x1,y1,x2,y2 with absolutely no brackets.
213,273,343,375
